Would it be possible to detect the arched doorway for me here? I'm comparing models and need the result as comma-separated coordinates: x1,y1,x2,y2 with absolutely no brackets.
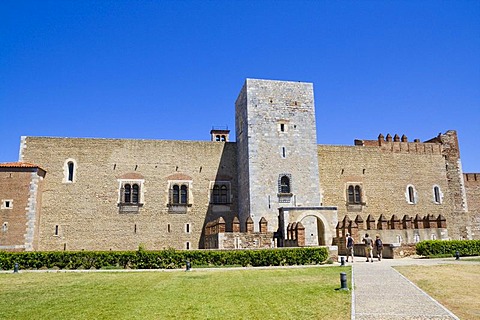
300,215,326,246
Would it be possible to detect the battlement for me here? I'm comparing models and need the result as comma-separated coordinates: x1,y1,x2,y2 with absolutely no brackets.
465,173,480,183
204,216,274,249
353,132,461,155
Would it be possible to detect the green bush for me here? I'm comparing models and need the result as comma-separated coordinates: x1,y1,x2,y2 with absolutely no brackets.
416,239,480,257
0,247,329,270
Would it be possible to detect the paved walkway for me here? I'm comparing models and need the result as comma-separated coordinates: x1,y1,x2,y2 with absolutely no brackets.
351,256,464,320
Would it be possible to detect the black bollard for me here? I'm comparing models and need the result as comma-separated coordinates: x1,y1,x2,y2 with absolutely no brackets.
13,262,19,273
455,250,460,260
340,256,345,266
340,272,348,291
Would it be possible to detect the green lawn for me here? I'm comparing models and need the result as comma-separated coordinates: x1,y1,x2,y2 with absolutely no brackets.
0,267,351,320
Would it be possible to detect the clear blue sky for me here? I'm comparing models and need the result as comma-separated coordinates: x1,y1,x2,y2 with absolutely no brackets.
1,1,479,172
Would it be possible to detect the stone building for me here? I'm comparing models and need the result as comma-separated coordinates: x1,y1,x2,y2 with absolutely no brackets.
1,78,479,252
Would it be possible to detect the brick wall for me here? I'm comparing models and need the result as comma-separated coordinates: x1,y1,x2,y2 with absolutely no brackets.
0,167,45,251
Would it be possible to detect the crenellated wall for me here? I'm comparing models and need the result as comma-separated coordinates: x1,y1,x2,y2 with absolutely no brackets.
204,216,274,249
318,130,472,241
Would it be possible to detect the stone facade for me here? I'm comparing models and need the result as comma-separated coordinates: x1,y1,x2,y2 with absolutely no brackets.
1,78,479,252
235,79,322,232
464,174,480,239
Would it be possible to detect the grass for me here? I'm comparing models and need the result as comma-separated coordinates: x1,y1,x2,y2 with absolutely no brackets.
0,266,351,320
395,264,480,320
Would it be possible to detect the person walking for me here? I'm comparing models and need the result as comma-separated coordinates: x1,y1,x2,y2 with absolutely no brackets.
375,235,383,261
362,233,374,262
345,233,354,262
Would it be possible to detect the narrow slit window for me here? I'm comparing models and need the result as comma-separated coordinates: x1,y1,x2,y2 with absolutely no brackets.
67,162,74,182
434,186,441,203
282,147,286,158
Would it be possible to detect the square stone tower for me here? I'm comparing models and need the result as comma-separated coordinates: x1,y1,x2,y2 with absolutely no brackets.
235,79,322,232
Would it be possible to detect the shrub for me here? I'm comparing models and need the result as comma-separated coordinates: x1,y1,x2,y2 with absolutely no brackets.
416,239,480,257
0,247,330,270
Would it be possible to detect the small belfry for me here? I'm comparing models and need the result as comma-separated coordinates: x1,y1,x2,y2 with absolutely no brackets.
210,126,230,142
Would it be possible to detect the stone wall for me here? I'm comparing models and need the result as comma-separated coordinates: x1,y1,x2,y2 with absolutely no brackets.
235,79,321,232
317,131,468,240
465,173,480,239
20,137,238,251
204,216,274,249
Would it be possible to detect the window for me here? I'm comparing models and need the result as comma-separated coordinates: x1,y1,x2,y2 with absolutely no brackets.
185,223,190,233
117,178,145,212
406,185,417,204
2,222,7,232
280,123,285,132
347,185,362,204
68,162,74,182
433,186,442,204
210,182,230,204
63,158,77,183
168,179,193,213
186,242,190,250
170,184,189,204
216,135,220,141
1,200,13,209
54,225,59,236
280,176,290,193
282,147,286,158
122,183,140,204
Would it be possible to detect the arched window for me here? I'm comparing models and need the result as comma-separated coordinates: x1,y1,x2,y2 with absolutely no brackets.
347,185,362,204
354,186,361,203
406,185,417,204
172,185,180,204
220,185,228,203
67,162,74,182
180,185,188,204
211,182,230,204
132,184,139,204
213,185,220,203
216,135,220,141
348,186,354,203
124,184,131,203
63,158,77,183
118,178,144,210
280,176,290,193
221,135,226,141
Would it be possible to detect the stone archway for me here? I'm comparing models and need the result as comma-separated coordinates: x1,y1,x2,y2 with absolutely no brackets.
300,215,326,246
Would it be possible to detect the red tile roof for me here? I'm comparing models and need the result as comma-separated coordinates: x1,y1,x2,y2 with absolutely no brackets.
0,162,42,169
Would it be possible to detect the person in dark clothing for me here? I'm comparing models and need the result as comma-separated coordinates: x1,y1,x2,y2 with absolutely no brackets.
345,233,354,262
